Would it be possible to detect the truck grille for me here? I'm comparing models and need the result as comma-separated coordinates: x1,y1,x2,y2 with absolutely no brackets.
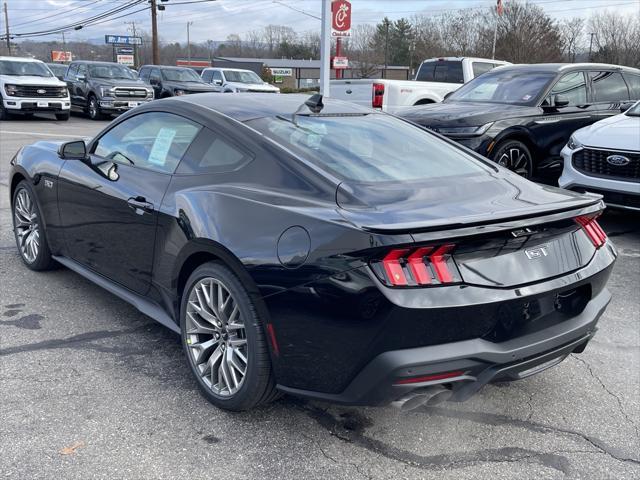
10,85,67,98
114,88,149,98
572,148,640,182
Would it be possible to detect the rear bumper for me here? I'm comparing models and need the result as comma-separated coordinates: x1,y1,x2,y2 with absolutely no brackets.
278,287,610,405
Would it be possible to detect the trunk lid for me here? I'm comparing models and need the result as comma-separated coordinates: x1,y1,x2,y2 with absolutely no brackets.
337,173,603,288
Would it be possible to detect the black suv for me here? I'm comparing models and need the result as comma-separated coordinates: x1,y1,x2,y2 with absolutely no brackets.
139,65,217,98
64,61,154,120
398,63,640,181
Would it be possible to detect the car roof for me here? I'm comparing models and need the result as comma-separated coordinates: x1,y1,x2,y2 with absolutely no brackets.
175,93,374,122
491,63,640,73
204,67,254,72
140,65,192,70
421,57,510,64
0,56,44,63
70,60,126,66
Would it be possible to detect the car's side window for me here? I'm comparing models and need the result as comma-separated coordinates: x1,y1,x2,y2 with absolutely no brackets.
202,70,213,83
622,73,640,100
472,62,494,77
547,71,587,106
212,70,223,83
589,71,630,103
139,67,149,82
77,64,87,78
176,128,252,174
66,64,78,80
416,64,435,82
150,68,161,83
92,112,202,174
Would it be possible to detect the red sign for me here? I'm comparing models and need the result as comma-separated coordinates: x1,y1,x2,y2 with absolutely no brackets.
51,51,72,62
176,59,211,68
331,0,351,37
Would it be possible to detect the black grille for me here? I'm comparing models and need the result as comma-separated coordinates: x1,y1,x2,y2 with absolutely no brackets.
572,148,640,181
9,85,67,98
113,88,148,98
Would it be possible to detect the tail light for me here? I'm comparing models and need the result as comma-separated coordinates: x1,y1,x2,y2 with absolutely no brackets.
372,244,461,287
575,215,607,248
372,82,384,108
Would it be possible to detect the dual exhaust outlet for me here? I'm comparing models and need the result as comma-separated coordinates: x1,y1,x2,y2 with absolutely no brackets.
391,385,453,411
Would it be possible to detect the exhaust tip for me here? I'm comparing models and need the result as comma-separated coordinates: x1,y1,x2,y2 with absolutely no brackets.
391,386,452,411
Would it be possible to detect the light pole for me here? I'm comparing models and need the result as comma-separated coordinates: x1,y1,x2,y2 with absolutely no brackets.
320,0,331,96
187,21,193,66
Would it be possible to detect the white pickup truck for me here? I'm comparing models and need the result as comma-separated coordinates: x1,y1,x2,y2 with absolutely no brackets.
331,57,510,111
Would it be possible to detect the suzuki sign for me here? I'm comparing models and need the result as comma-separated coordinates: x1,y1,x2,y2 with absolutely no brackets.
331,0,351,37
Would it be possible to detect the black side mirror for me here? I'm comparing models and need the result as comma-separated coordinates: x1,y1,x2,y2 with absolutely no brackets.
620,102,633,113
58,140,87,160
554,94,569,107
214,79,223,86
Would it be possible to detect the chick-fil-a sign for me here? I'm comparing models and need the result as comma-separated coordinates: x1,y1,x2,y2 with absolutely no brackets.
331,0,351,37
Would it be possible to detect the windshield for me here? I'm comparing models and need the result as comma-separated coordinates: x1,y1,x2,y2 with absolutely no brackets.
626,101,640,117
89,64,137,80
47,64,68,76
447,70,555,105
161,68,203,82
223,70,262,84
0,60,53,77
248,114,486,182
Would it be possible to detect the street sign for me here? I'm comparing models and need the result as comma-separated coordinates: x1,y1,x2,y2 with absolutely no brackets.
270,68,292,77
51,51,72,62
331,0,351,37
117,54,135,66
105,35,142,45
333,56,348,69
117,47,134,55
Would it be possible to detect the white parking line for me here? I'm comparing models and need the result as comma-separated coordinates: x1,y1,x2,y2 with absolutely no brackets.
0,130,84,138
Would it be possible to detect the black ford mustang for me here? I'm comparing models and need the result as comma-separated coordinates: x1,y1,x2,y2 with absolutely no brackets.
10,93,616,411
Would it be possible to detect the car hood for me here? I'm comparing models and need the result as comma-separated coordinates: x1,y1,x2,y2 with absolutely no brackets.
226,81,279,91
393,101,536,128
164,81,217,92
573,113,640,151
336,168,599,232
0,74,66,87
91,78,148,88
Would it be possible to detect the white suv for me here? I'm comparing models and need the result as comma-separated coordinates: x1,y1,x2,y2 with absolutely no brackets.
201,68,280,93
0,56,71,121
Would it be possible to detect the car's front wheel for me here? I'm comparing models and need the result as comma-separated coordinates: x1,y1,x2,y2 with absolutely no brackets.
55,112,70,121
12,181,57,270
88,95,105,120
492,140,533,179
181,262,279,411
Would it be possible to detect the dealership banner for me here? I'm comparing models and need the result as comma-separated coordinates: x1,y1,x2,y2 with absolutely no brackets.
51,51,72,62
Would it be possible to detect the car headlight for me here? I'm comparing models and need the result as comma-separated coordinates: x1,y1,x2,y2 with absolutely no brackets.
4,84,18,96
567,134,583,150
99,85,116,97
174,89,185,96
436,123,493,137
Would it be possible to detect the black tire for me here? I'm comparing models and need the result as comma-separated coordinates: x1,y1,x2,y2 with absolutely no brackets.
88,95,105,120
491,139,533,179
12,181,57,271
55,112,70,121
0,102,12,120
181,261,278,411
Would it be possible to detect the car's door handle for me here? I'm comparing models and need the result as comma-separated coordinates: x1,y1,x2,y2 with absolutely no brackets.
127,196,154,214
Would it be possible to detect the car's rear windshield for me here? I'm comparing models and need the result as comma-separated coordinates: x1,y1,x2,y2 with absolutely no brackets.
89,64,137,80
447,70,555,105
0,60,53,77
247,114,486,183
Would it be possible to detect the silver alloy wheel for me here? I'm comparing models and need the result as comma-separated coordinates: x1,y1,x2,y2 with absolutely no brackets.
186,277,248,396
497,147,531,177
89,98,98,118
14,189,40,263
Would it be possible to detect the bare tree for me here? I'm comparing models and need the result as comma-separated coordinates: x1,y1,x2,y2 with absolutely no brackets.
344,24,381,77
589,11,640,67
560,17,585,62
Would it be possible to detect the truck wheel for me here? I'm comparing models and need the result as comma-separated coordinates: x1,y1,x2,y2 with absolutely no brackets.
55,112,70,121
492,140,533,179
88,95,105,120
0,103,12,120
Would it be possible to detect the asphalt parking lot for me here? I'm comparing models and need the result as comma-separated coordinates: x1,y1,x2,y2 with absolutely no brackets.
0,114,638,480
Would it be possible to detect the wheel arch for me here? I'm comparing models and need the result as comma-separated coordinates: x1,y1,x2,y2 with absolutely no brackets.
10,171,27,203
413,98,436,106
490,128,539,160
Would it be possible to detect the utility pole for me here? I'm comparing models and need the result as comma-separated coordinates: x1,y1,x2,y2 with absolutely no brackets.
383,20,389,76
3,2,10,55
588,32,596,62
150,0,159,64
187,21,193,66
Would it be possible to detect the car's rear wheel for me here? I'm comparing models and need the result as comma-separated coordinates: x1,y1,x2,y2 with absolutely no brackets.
12,181,56,271
88,95,105,120
492,140,533,179
55,112,70,121
181,262,278,411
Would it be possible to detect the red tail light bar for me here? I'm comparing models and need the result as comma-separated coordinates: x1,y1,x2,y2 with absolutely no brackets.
375,244,461,287
575,215,607,248
372,82,384,108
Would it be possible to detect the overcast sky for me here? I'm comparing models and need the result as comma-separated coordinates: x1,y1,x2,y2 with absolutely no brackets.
6,0,640,45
